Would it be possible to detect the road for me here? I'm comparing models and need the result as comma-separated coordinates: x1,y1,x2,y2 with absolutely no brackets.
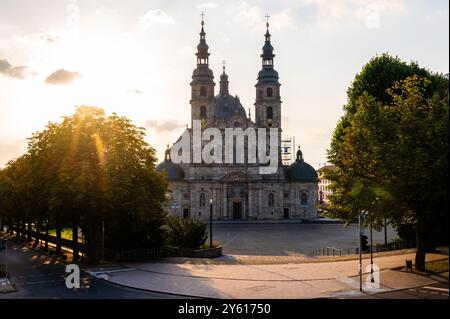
212,223,397,255
360,282,449,299
0,242,183,299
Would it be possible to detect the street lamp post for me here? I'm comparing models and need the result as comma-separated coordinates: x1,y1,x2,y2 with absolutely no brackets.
209,198,213,248
370,212,374,283
358,213,362,292
4,239,8,281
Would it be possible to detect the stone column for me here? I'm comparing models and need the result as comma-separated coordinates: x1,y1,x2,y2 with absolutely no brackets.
248,188,252,219
258,188,262,219
223,186,228,220
280,188,284,219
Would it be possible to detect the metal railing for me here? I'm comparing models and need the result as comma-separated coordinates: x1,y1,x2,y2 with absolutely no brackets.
306,240,416,257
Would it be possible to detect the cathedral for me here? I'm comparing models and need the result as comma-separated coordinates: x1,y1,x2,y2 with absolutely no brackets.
156,17,318,221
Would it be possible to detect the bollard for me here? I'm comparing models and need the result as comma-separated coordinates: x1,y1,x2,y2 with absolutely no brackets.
405,259,413,271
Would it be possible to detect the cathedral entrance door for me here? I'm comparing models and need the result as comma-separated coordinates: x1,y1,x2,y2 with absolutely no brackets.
232,202,242,220
283,208,289,219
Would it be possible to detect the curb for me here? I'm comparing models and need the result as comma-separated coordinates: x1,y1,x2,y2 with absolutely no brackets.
100,277,207,299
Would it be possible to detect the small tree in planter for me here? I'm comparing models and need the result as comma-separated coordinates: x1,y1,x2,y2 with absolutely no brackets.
165,215,207,249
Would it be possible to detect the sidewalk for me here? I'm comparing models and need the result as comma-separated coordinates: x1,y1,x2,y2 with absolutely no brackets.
84,251,448,299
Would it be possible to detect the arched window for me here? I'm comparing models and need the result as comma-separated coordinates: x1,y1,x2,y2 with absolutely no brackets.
234,121,240,128
266,106,273,120
199,193,206,207
266,87,273,97
200,86,207,97
301,192,308,206
268,193,274,207
200,106,207,119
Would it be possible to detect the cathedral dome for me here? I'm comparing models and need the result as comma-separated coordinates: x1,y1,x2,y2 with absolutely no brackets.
285,148,318,183
214,94,246,119
156,148,185,181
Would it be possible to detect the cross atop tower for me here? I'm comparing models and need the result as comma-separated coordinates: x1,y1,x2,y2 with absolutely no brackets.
222,60,226,72
265,13,270,28
200,11,205,25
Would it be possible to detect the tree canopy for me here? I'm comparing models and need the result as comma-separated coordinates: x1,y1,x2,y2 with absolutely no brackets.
0,106,169,264
326,53,449,270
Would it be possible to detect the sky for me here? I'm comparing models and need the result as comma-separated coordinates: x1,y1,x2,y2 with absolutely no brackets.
0,0,448,168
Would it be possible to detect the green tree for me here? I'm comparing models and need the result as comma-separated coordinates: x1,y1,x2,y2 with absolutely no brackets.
327,54,449,270
25,106,169,264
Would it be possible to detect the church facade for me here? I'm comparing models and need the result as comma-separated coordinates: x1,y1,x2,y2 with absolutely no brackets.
156,18,318,221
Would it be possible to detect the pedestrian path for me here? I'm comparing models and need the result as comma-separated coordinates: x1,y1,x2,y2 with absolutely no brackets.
86,251,447,298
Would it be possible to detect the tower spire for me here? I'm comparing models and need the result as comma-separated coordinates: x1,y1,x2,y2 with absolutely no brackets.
261,14,275,67
256,14,279,86
220,60,229,95
196,12,210,65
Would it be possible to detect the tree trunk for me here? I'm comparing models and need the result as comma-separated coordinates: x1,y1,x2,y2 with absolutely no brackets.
20,219,26,241
72,221,79,260
26,219,32,242
415,222,426,271
10,218,20,240
85,221,101,265
55,225,62,253
8,218,13,234
17,219,22,239
34,220,41,248
14,219,19,239
45,221,49,249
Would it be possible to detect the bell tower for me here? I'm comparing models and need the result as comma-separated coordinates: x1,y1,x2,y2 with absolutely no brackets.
254,15,281,130
190,13,215,128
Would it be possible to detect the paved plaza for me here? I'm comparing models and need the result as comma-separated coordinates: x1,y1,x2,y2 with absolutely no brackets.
86,251,448,299
211,223,398,256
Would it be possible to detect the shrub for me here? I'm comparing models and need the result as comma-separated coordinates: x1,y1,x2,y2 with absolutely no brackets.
200,240,221,249
0,265,5,277
165,215,207,249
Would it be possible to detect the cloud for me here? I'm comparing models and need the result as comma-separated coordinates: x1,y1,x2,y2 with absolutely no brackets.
301,0,406,29
197,2,217,9
93,6,119,19
234,2,264,31
145,119,183,132
355,1,405,29
233,3,296,32
45,69,80,85
140,9,176,29
0,59,28,79
271,8,297,30
28,30,60,44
